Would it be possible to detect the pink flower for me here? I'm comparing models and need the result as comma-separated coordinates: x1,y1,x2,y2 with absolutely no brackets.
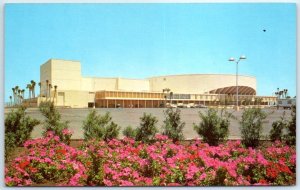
89,145,95,152
5,176,14,184
199,173,207,180
103,179,113,186
291,154,296,165
186,165,199,179
155,134,169,141
243,156,255,164
144,178,152,185
44,158,52,163
4,137,296,186
257,153,268,166
120,180,134,186
167,182,181,186
62,129,72,135
227,168,237,178
132,171,139,179
53,135,60,141
123,167,131,173
24,179,32,186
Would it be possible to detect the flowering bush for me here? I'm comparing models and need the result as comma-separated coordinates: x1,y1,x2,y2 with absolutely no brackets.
5,133,296,186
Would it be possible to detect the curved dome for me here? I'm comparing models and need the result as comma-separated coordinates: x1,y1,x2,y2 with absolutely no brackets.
209,86,256,95
148,74,256,95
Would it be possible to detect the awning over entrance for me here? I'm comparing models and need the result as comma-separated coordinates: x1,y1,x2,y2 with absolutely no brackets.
209,86,256,95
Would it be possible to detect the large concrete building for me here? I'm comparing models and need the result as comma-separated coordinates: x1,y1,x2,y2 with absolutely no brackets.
36,59,276,108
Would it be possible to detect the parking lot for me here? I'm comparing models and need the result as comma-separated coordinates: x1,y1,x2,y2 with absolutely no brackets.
5,107,291,140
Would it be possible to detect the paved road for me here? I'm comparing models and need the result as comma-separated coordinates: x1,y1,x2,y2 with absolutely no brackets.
5,108,291,140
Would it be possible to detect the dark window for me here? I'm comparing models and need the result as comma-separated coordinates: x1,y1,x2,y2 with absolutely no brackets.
88,102,94,108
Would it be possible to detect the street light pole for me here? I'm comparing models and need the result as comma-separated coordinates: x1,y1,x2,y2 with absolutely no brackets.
229,55,246,111
236,61,238,110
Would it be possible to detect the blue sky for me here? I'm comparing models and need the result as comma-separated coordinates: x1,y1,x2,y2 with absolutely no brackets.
5,3,296,101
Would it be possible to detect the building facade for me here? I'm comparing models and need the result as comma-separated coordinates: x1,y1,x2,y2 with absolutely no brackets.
38,59,276,108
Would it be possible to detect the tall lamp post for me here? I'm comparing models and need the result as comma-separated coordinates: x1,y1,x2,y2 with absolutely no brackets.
228,55,246,111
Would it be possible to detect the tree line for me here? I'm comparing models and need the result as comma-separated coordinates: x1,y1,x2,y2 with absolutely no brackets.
9,80,58,106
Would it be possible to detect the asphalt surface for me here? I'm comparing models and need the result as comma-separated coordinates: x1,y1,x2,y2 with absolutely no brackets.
5,107,291,140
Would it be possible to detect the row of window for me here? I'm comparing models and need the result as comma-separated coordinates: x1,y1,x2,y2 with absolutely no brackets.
94,91,277,101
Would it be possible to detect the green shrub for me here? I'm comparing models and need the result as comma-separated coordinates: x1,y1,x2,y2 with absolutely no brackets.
82,110,120,141
193,108,232,146
284,105,296,145
270,112,287,142
5,106,40,160
123,126,137,139
39,101,71,144
135,113,158,143
5,133,16,162
240,108,267,148
162,108,185,142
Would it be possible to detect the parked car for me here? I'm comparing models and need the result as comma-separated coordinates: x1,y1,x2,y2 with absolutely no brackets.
166,103,177,108
177,104,188,108
194,104,208,108
278,98,296,109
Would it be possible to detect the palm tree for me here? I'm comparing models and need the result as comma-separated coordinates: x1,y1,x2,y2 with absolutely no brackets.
48,83,52,101
18,89,21,104
9,95,12,106
46,80,49,99
20,93,24,104
276,88,280,99
21,89,25,101
31,80,36,98
26,84,32,99
53,85,57,104
284,89,288,98
38,82,41,97
15,86,20,104
12,88,15,105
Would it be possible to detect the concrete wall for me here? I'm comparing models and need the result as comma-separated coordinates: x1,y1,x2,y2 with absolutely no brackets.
60,90,90,108
118,78,150,92
93,78,118,91
40,60,51,96
40,59,82,96
51,59,82,91
148,74,256,94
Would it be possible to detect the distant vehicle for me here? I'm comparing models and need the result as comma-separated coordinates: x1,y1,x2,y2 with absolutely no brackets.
177,104,188,108
194,104,208,108
170,104,177,108
277,98,296,109
166,103,177,108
